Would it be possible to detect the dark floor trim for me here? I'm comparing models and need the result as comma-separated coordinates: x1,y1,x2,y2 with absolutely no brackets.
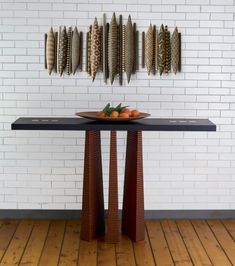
0,210,234,219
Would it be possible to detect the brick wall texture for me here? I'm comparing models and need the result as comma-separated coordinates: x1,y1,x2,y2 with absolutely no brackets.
0,0,235,210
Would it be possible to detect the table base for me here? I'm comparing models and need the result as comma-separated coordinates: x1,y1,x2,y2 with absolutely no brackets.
80,130,144,242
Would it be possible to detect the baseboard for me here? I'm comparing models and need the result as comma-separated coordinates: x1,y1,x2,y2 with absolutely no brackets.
0,210,234,219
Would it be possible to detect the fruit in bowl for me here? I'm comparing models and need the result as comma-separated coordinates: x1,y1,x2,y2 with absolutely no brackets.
97,103,140,118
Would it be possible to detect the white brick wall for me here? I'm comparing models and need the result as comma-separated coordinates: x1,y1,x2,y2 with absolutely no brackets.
0,0,235,210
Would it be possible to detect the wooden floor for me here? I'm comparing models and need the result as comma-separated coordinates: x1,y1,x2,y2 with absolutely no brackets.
0,220,234,265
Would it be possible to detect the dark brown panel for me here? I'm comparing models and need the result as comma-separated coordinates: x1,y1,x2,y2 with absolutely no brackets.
122,131,145,242
106,131,120,243
80,131,105,241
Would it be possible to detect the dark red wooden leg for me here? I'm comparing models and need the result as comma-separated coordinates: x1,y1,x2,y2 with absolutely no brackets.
80,130,105,241
106,131,120,243
122,130,145,242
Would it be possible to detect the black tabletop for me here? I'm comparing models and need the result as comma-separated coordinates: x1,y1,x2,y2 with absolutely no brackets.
11,117,216,131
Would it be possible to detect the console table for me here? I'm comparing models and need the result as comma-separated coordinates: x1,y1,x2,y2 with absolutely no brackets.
12,117,216,243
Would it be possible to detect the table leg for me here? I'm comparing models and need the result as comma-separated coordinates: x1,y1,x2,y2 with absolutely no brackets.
80,130,105,241
122,130,145,242
106,130,120,243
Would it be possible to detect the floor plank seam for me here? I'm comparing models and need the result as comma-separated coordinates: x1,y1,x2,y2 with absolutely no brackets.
18,220,35,265
159,220,175,265
57,220,68,266
37,220,52,265
206,220,234,266
222,220,235,242
145,222,157,266
189,220,214,266
0,220,20,264
175,220,195,266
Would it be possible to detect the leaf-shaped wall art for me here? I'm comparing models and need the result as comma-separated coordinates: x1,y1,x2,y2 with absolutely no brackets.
54,32,58,73
102,13,107,83
145,24,153,76
99,26,103,72
155,28,158,73
122,24,125,73
158,24,165,76
66,26,72,75
108,13,118,84
62,27,68,75
58,26,67,76
178,32,181,72
152,25,156,75
44,33,47,69
119,14,123,85
46,27,55,75
72,26,80,75
142,31,145,68
125,15,134,83
165,25,171,75
171,27,179,74
90,17,101,81
57,27,61,74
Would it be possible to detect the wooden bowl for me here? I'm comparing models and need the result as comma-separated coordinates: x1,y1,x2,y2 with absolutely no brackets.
75,111,150,122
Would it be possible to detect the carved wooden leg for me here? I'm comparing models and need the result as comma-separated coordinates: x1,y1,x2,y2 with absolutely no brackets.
106,131,120,243
122,130,145,242
80,130,105,241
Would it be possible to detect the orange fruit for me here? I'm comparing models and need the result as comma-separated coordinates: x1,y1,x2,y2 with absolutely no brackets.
110,111,119,118
131,110,140,117
121,108,131,116
119,112,129,118
97,111,105,117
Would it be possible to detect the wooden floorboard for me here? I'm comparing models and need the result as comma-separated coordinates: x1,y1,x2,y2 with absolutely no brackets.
0,219,233,265
176,220,212,266
116,234,136,266
146,220,174,266
133,228,155,266
223,220,235,241
0,220,34,266
38,220,66,266
20,220,50,266
58,220,80,266
97,241,116,266
207,220,235,265
192,220,232,266
0,220,19,263
161,220,193,266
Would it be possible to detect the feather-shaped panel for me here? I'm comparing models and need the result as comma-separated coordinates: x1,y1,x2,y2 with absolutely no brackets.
165,25,171,74
66,26,72,75
102,14,107,83
72,26,80,75
155,29,158,73
119,14,123,85
58,26,67,76
122,24,125,73
108,13,118,84
125,15,134,83
46,27,55,75
158,24,165,76
145,24,153,76
90,17,101,81
171,27,179,74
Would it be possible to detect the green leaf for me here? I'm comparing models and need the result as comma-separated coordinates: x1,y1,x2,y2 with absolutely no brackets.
102,103,110,113
106,107,115,116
